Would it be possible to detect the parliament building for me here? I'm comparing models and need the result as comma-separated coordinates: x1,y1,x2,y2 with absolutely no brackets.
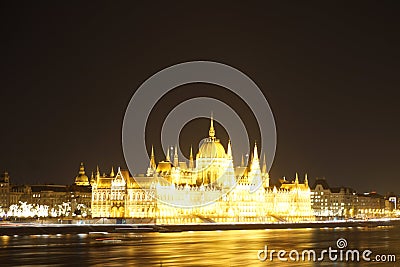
90,118,314,223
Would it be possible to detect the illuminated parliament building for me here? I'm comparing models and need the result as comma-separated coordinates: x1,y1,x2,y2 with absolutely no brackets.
90,118,314,223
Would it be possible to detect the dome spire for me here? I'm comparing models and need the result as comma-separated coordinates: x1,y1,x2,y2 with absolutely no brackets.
79,162,85,175
209,112,215,139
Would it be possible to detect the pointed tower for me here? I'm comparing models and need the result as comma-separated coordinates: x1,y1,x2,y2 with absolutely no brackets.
249,143,262,191
96,165,100,179
189,145,194,169
295,172,299,184
147,146,157,177
173,145,179,167
90,171,95,185
209,113,215,140
241,154,245,167
262,154,270,188
110,166,115,177
150,145,156,169
250,142,260,170
262,154,267,174
227,140,232,159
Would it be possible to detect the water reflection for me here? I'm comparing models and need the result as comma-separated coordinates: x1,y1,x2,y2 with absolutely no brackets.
0,226,398,266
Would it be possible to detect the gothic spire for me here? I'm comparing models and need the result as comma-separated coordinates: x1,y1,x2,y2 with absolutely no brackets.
253,142,259,161
250,143,260,172
96,165,100,179
79,162,85,175
262,154,267,174
173,145,179,167
227,140,232,159
150,145,156,169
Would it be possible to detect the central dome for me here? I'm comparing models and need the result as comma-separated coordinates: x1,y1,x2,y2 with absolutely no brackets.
197,115,227,159
197,139,226,159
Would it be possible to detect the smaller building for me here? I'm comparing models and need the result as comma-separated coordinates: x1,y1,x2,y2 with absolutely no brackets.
0,171,10,211
311,178,356,219
354,192,385,219
310,177,386,220
384,194,397,211
10,185,32,205
30,185,69,207
3,163,93,218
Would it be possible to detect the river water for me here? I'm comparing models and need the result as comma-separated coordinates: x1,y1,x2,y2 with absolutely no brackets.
0,225,398,266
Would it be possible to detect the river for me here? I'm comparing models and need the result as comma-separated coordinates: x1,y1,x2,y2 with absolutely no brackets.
0,225,398,266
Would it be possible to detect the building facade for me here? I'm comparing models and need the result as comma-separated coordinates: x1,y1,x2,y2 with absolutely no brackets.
91,118,315,223
0,172,10,211
1,164,92,217
311,177,386,220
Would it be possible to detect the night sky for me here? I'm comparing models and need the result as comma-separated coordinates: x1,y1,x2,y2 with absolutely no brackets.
0,2,399,194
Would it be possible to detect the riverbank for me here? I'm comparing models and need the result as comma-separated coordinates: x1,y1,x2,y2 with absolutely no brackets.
0,219,399,236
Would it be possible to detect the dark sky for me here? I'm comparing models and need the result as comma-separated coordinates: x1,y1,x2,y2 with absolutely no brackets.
0,2,399,194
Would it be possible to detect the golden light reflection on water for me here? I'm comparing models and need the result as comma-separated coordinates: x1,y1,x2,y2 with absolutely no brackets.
1,235,10,246
84,229,317,266
0,227,399,266
148,230,275,266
